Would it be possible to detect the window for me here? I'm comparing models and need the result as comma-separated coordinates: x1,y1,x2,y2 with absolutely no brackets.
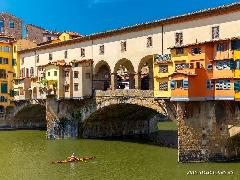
54,71,57,76
74,63,79,67
216,60,234,70
175,32,183,46
26,68,29,78
85,73,91,79
0,20,4,32
196,62,201,69
0,69,6,79
47,37,52,41
74,83,79,91
175,63,189,70
99,45,104,55
212,26,219,39
147,37,152,47
49,53,53,61
176,48,184,55
234,81,240,91
206,64,213,71
36,55,39,63
74,71,79,78
20,68,25,78
216,43,227,52
159,65,168,73
30,67,34,76
64,71,69,77
176,80,183,88
81,48,85,57
206,80,214,90
191,47,201,55
236,60,240,70
159,81,168,91
9,21,14,28
121,41,127,52
189,63,194,69
65,85,69,92
3,46,10,52
64,50,68,59
0,58,8,64
1,83,7,93
215,80,231,90
48,72,50,76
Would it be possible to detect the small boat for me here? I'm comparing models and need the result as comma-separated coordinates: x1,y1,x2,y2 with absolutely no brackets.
52,156,96,164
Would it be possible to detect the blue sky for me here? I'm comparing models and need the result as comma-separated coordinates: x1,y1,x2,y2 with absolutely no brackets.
0,0,238,36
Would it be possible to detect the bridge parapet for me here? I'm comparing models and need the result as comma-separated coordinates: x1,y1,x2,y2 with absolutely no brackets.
95,89,154,98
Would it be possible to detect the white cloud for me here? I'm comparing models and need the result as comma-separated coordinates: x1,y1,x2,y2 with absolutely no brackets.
89,0,125,7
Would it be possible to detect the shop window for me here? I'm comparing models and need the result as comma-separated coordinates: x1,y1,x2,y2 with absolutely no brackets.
159,65,168,73
159,81,168,91
212,26,219,39
175,32,183,46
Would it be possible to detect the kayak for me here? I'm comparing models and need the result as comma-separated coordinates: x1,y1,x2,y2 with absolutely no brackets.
52,156,96,164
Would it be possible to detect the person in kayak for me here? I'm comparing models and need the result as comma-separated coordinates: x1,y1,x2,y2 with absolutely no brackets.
67,153,79,162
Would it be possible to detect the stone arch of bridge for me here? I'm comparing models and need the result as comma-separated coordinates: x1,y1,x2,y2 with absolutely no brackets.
81,100,167,138
137,55,154,90
13,102,46,128
113,58,136,90
80,96,168,124
93,60,111,91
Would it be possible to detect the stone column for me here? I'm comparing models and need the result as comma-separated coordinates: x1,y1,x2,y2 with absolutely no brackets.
134,73,141,89
129,74,135,89
111,73,117,90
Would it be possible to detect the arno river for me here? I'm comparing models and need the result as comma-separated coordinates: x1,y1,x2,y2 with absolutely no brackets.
0,123,239,180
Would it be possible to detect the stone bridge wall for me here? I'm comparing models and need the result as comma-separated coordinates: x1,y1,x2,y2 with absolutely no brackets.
46,90,169,139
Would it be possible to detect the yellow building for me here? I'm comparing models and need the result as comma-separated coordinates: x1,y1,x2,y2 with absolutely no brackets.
59,32,82,41
153,54,174,99
0,35,16,112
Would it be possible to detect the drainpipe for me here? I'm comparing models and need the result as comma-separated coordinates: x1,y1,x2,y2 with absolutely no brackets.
91,39,94,97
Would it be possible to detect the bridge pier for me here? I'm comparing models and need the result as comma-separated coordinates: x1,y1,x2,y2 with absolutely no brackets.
177,101,240,162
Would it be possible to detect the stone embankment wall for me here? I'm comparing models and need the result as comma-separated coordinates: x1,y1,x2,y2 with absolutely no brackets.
177,101,240,162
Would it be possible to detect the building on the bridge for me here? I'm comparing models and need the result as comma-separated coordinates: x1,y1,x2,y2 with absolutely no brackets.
14,2,240,100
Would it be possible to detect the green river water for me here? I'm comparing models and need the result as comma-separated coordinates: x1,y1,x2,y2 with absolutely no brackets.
0,129,240,180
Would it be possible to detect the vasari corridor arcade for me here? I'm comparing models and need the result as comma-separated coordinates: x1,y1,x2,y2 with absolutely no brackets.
1,3,240,163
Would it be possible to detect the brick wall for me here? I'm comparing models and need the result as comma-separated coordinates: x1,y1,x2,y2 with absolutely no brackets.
0,13,22,39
